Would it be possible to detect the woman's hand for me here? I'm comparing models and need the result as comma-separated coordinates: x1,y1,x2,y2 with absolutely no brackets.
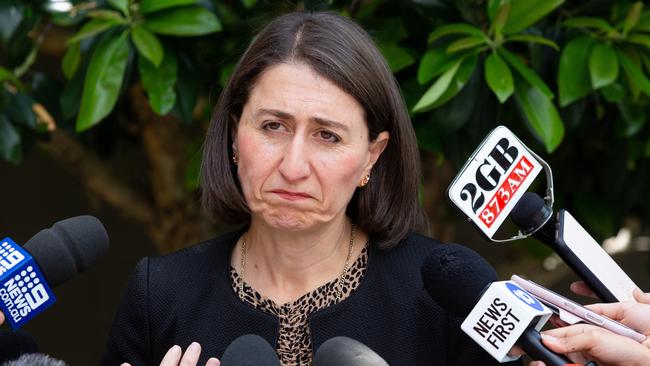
120,342,220,366
529,324,650,366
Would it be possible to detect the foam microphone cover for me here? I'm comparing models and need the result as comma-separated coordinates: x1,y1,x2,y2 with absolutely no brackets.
23,215,109,287
220,334,281,366
313,337,388,366
420,243,497,316
509,192,552,235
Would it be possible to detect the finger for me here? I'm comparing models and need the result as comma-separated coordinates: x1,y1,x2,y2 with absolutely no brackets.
548,314,569,328
584,302,627,321
569,281,597,299
0,311,4,325
541,332,598,354
633,287,650,304
542,323,605,339
529,362,546,366
205,358,220,366
160,345,182,366
180,342,202,366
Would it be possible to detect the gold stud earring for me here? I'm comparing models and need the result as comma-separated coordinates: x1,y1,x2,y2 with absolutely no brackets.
359,174,370,187
232,151,239,165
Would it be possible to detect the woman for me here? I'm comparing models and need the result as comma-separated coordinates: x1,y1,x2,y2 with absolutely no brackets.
103,11,505,366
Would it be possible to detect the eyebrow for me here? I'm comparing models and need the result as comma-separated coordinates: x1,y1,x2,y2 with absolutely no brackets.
256,108,350,133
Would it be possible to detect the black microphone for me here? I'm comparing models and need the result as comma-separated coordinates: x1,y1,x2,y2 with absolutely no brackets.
0,215,109,328
220,334,281,366
421,244,584,366
22,215,109,287
510,192,636,303
313,336,388,366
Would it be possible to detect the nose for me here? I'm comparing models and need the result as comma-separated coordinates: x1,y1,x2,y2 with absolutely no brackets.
278,135,311,182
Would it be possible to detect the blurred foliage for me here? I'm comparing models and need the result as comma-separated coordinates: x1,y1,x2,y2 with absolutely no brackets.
2,0,650,250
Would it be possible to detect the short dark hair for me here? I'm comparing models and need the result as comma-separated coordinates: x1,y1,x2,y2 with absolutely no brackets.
200,11,428,248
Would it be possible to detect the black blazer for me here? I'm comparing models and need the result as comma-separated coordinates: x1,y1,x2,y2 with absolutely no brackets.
102,231,515,366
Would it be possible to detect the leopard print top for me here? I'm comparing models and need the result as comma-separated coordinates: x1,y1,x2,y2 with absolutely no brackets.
230,244,369,366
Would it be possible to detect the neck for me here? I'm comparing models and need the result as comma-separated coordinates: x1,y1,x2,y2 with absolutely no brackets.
237,215,359,304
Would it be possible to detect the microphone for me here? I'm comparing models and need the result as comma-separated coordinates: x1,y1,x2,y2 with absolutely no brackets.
510,192,637,303
0,216,109,328
421,244,589,366
313,336,388,366
220,334,281,366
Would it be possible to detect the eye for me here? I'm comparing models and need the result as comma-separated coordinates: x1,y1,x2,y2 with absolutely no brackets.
317,130,341,143
262,121,284,131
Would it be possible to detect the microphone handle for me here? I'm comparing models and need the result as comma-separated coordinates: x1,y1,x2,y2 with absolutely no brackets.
518,328,575,366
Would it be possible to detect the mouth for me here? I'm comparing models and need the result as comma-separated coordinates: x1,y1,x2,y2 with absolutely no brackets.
270,189,313,201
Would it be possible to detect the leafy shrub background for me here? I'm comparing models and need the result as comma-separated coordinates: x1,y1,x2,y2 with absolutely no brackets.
2,0,650,252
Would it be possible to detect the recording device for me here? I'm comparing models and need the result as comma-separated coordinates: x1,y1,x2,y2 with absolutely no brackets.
0,216,109,328
220,334,281,366
510,275,646,342
313,337,389,366
447,125,638,303
510,193,637,303
421,245,595,366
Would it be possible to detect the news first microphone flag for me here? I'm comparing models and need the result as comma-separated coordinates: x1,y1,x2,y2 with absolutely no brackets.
461,281,552,363
0,237,55,329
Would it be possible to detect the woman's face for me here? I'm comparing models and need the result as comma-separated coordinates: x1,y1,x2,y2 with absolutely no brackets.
233,62,389,232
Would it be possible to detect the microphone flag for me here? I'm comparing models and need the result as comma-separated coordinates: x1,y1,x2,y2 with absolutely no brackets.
461,280,551,362
0,237,55,329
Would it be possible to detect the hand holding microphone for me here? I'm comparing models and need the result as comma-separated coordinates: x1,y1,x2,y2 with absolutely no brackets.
530,324,650,366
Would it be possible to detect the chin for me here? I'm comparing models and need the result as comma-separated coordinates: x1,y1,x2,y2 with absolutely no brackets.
263,209,316,232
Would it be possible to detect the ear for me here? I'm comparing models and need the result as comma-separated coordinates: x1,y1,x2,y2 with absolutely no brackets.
230,113,239,152
363,131,389,174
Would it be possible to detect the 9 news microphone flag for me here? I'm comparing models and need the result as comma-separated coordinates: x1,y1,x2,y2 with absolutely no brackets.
0,237,55,329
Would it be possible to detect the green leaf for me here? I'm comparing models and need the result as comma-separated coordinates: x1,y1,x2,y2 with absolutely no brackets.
617,48,650,97
498,47,554,99
76,32,129,132
589,42,618,89
505,34,559,50
600,82,625,102
417,46,459,84
174,57,199,123
412,58,463,113
487,0,502,21
427,23,485,44
0,115,22,164
626,33,650,48
563,17,612,32
87,9,126,21
446,36,486,53
377,43,415,72
490,1,511,36
143,6,222,36
108,0,129,15
513,76,564,153
6,93,36,129
485,52,514,103
67,18,122,44
139,51,178,115
623,2,643,36
62,42,81,80
636,11,650,32
502,0,564,35
242,0,257,9
0,66,19,85
617,102,646,136
558,36,594,107
131,25,164,67
427,53,479,109
140,0,201,14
